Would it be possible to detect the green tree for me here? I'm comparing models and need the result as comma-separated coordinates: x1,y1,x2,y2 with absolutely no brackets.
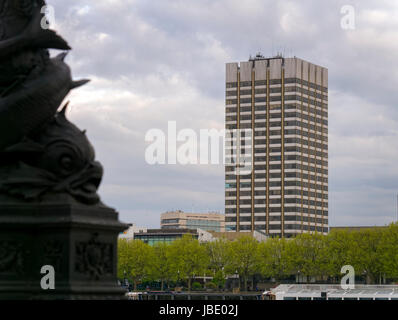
379,223,398,280
117,239,153,290
169,235,208,291
327,229,355,280
117,226,398,291
205,239,231,287
212,270,226,289
349,228,386,284
149,242,174,291
258,237,291,280
118,238,131,281
287,233,330,282
226,236,261,291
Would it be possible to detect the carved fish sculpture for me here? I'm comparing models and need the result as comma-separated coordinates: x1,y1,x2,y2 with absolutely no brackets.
0,0,102,205
0,0,87,150
0,106,104,204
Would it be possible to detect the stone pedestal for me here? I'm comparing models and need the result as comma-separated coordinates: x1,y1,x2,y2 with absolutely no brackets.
0,195,128,300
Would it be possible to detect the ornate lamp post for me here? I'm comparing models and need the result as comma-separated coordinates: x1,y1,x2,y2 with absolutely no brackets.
0,0,127,300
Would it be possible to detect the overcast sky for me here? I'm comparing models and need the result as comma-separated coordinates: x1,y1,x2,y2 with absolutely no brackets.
48,0,398,228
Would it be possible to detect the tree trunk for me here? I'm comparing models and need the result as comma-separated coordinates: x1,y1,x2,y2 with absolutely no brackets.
134,281,137,291
366,274,373,284
188,277,192,292
161,279,164,291
244,276,247,292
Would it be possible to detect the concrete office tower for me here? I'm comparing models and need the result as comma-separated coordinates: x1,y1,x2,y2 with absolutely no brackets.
225,55,328,237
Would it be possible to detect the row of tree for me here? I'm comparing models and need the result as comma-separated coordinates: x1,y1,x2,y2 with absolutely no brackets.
118,223,398,291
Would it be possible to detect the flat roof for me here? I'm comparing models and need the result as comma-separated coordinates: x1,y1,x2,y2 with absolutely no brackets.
135,228,198,236
270,284,398,298
330,226,388,231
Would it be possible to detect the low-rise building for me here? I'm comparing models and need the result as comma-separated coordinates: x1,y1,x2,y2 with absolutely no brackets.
121,226,267,245
329,226,387,232
119,223,147,240
267,284,398,300
133,228,214,246
208,230,268,242
161,210,225,232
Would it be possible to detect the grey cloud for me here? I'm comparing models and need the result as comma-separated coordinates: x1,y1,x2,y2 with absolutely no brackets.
47,0,398,227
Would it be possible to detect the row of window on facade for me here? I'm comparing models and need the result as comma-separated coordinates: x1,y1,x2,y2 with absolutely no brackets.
226,78,328,92
226,86,328,98
226,189,328,198
226,182,328,190
226,112,328,124
226,215,328,223
226,95,327,106
226,224,329,233
225,207,329,213
227,103,328,114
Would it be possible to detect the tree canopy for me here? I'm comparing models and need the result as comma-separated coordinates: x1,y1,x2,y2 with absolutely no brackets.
118,223,398,291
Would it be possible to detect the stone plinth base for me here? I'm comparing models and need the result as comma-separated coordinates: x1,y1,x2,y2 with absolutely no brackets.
0,196,128,300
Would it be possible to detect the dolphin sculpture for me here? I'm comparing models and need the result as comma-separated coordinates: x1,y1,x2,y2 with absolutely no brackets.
0,52,89,149
0,0,88,150
0,0,102,205
0,6,70,61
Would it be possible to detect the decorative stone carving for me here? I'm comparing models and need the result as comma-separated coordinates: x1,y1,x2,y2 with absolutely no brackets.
43,240,63,272
0,0,100,205
0,241,24,274
75,233,114,280
0,0,128,300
